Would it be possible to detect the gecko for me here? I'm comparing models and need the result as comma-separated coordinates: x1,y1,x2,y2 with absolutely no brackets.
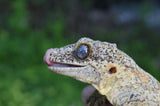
44,37,160,106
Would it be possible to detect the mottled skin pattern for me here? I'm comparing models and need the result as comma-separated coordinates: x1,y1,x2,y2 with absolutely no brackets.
44,37,160,106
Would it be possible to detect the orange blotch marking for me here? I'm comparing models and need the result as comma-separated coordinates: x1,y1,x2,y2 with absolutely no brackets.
141,73,147,78
144,76,149,81
132,71,137,76
127,72,133,78
121,64,125,67
127,75,131,78
147,87,151,92
154,89,157,93
141,78,149,85
137,70,140,75
142,80,146,85
126,68,130,72
138,84,141,86
137,71,149,85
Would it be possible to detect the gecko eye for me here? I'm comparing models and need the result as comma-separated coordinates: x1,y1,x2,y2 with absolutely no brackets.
75,44,90,60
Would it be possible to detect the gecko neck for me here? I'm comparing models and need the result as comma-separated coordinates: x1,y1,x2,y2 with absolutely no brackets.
93,65,160,105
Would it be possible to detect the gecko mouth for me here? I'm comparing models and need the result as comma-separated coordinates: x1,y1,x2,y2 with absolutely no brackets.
47,62,86,72
48,62,85,68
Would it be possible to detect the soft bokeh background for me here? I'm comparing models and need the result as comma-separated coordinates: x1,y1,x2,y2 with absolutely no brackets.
0,0,160,106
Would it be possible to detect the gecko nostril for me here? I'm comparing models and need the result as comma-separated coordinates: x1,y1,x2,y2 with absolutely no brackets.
108,67,117,74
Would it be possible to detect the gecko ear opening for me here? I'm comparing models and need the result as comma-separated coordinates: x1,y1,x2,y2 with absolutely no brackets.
108,67,117,74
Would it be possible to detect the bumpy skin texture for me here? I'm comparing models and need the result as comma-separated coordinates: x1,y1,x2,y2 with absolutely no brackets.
44,37,160,106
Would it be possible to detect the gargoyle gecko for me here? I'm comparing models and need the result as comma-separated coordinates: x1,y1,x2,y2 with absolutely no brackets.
44,37,160,106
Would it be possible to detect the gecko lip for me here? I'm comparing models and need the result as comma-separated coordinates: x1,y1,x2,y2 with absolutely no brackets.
47,62,86,72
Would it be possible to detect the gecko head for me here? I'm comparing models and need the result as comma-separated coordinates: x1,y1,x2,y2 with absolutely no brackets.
44,37,129,85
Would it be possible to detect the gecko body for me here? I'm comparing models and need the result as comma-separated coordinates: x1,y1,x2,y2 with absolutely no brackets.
44,37,160,106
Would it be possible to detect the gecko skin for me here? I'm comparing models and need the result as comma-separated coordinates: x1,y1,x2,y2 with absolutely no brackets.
44,37,160,106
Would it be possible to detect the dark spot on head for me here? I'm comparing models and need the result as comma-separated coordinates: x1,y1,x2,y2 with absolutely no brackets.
105,50,108,55
130,94,134,99
108,67,117,74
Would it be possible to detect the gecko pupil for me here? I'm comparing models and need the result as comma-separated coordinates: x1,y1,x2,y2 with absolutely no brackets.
76,44,90,59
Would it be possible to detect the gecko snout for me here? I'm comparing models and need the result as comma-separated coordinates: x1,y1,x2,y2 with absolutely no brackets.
43,48,54,66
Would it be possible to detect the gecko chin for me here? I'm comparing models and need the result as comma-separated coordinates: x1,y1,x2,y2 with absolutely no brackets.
46,62,95,80
46,61,100,83
47,62,99,84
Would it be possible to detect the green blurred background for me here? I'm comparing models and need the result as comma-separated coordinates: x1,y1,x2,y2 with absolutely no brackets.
0,0,160,106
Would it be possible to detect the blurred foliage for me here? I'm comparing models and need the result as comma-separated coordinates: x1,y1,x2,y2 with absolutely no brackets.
0,0,160,106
